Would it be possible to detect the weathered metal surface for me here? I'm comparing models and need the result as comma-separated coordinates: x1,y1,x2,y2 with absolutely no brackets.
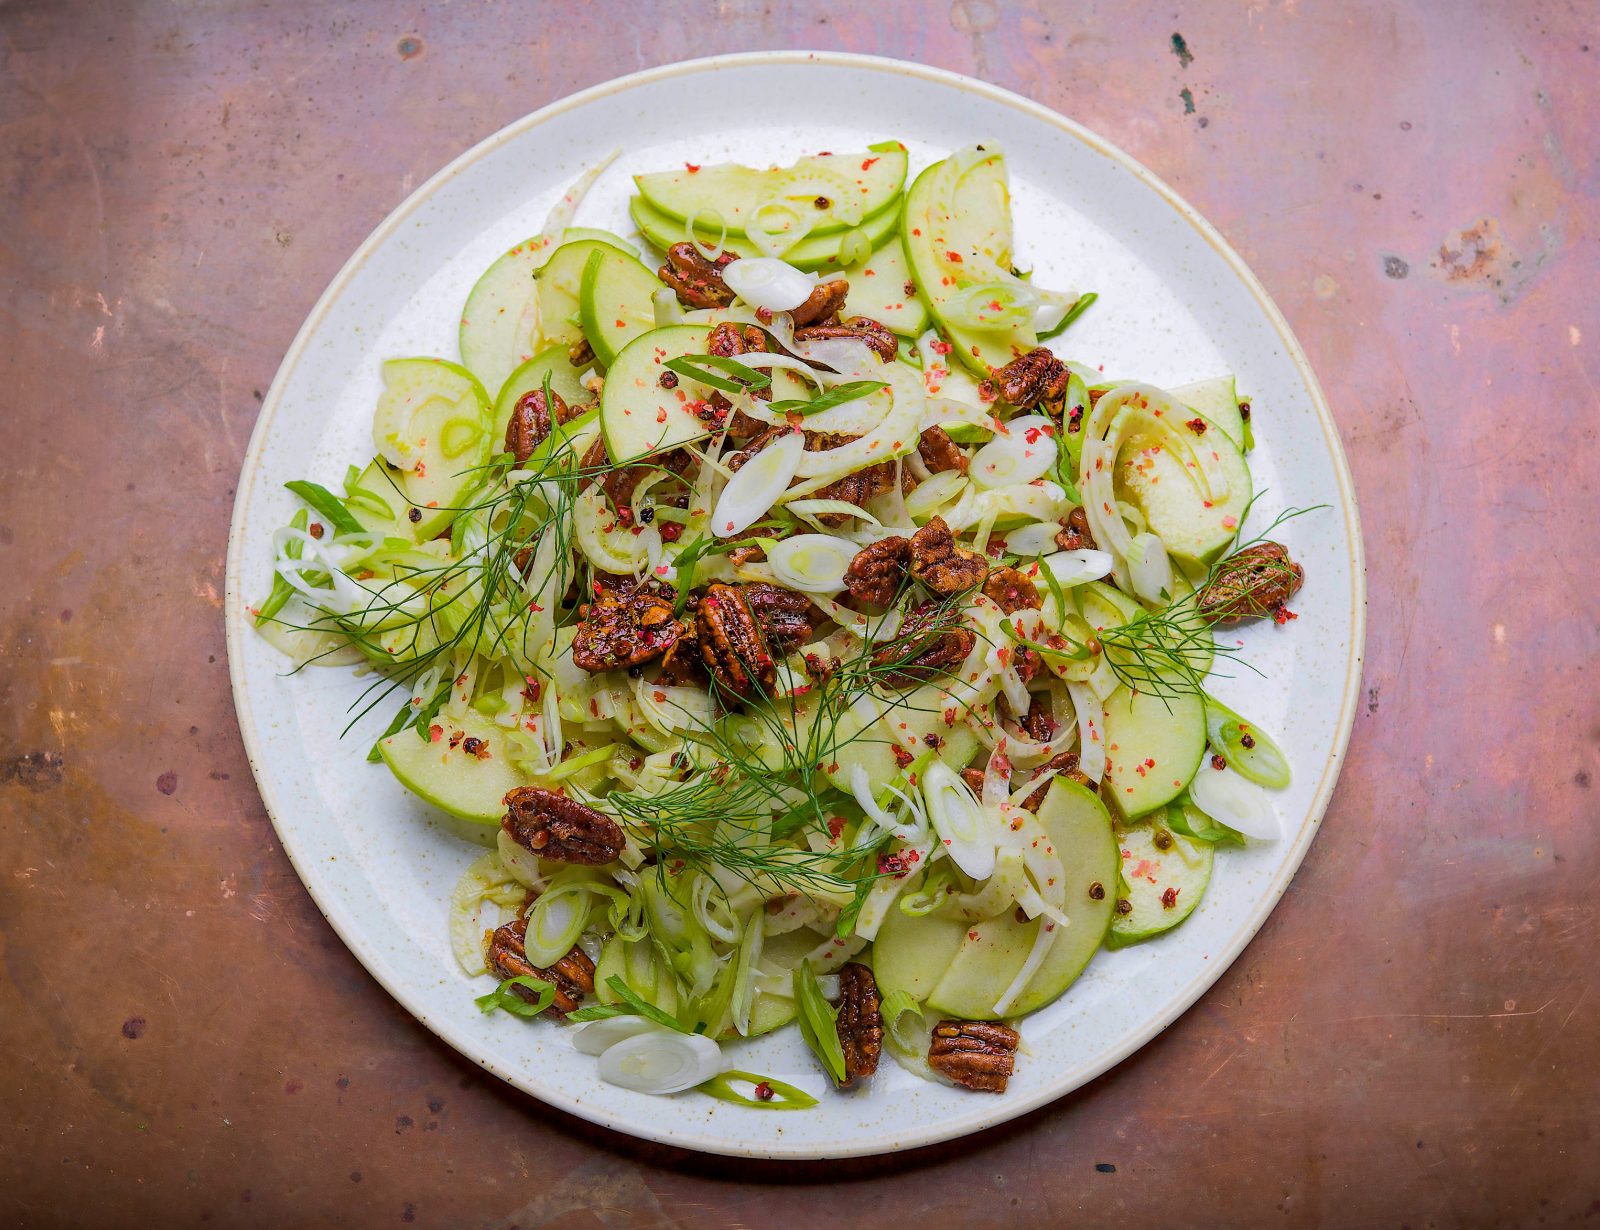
1,2,1595,1226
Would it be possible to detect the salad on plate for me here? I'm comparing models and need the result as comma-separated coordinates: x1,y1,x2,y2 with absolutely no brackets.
254,141,1310,1110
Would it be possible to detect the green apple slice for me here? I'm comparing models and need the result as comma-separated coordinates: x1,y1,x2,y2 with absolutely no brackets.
1169,376,1249,451
628,194,902,273
530,237,633,357
459,234,559,397
371,358,493,539
579,246,661,367
1116,410,1253,564
843,237,928,336
1106,821,1213,947
1101,686,1207,819
598,323,728,461
635,147,907,239
378,708,525,825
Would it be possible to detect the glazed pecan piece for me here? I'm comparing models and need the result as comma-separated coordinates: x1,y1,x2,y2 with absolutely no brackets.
917,425,967,475
503,787,625,864
807,431,900,525
872,603,976,686
485,919,595,1016
928,1019,1019,1092
696,583,777,698
992,346,1069,410
1197,541,1305,625
983,565,1041,614
793,316,899,363
843,535,911,606
1020,693,1058,743
790,277,849,328
706,322,774,436
505,386,580,464
909,516,989,595
568,337,595,369
602,448,694,513
1020,751,1092,812
659,242,739,308
834,962,884,1086
745,582,815,652
572,583,681,672
1055,506,1096,552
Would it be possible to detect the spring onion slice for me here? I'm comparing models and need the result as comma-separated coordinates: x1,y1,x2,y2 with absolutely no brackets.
711,430,804,538
1203,693,1292,789
597,1029,722,1094
474,975,555,1017
722,256,816,312
571,1016,658,1055
698,1070,819,1110
1187,761,1279,840
792,961,847,1084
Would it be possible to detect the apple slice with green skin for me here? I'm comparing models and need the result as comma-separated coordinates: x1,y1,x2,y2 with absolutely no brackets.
579,246,662,367
597,323,723,461
371,358,493,539
1101,686,1207,819
873,779,1119,1020
1115,409,1253,565
491,345,595,445
531,238,634,357
628,194,902,272
635,147,907,239
378,709,525,825
459,234,560,397
1169,375,1250,451
1106,820,1213,947
902,150,1038,378
843,237,929,337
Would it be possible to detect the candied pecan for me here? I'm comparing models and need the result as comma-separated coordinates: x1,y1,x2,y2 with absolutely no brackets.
1020,751,1092,812
834,962,884,1086
485,919,594,1016
707,321,769,359
1020,693,1057,743
793,315,898,363
929,1020,1019,1092
1197,541,1305,625
659,242,739,308
811,461,899,524
503,787,625,864
504,386,571,463
744,582,815,652
724,426,787,473
983,565,1041,614
872,603,976,686
909,516,989,595
696,583,777,698
656,626,708,687
1055,506,1096,552
960,766,986,795
917,425,967,474
843,535,911,606
568,337,595,368
790,277,849,328
727,544,767,566
572,583,681,671
993,347,1069,410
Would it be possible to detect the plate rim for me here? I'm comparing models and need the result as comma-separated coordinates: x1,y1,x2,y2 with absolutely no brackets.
223,49,1367,1159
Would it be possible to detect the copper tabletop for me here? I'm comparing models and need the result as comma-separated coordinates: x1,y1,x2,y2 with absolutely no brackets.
3,2,1596,1226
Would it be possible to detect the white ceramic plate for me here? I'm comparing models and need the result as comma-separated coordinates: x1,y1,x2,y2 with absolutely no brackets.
225,52,1364,1159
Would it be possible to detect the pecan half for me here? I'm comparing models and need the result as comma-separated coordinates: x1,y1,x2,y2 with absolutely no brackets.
1197,541,1305,625
992,347,1069,410
808,431,899,524
790,277,849,328
960,766,986,795
505,386,576,464
834,962,884,1086
572,583,681,671
929,1019,1019,1092
872,603,975,686
909,516,989,595
503,787,625,864
485,919,594,1016
843,535,911,606
568,337,595,368
707,321,768,360
659,242,739,308
745,582,815,652
1020,751,1092,812
793,315,898,363
696,583,777,699
982,565,1041,614
1055,506,1096,552
1020,693,1058,743
917,425,967,475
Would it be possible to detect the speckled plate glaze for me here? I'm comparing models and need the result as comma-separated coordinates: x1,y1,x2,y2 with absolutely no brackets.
225,52,1364,1159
